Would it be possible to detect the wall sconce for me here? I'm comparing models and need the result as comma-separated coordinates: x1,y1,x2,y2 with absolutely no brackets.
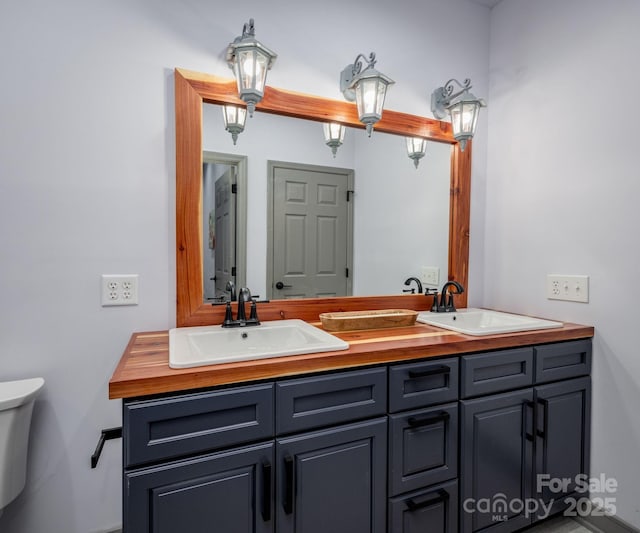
431,78,486,151
222,105,247,145
340,52,394,137
406,137,427,169
323,123,346,157
226,19,277,117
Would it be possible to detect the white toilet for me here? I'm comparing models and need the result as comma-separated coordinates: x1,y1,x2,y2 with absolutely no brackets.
0,377,44,515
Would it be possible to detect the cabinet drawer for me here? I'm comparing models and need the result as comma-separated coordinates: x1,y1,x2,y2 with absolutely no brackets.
461,347,533,398
388,358,459,413
389,479,458,533
534,339,592,384
123,383,274,467
388,403,458,496
275,367,387,434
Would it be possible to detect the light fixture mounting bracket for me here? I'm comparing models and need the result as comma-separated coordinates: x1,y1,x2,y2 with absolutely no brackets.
431,78,472,119
340,52,377,101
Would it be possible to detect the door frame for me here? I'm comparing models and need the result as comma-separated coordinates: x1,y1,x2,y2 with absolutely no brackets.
203,151,248,296
266,161,354,300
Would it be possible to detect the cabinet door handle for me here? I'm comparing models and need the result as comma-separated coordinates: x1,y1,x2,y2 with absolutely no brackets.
261,460,272,522
408,365,450,379
408,411,450,428
524,400,535,441
406,489,449,511
536,397,549,439
283,455,294,515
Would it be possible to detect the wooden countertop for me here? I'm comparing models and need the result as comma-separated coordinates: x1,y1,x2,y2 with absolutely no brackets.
108,320,594,399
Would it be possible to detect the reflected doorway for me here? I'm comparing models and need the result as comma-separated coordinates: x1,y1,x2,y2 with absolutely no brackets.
202,152,247,301
267,161,354,299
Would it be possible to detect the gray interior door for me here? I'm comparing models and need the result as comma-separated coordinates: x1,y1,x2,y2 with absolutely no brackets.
269,162,353,299
214,167,236,298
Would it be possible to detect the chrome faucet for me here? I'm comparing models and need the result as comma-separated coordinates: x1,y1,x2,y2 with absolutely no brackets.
403,277,423,295
431,281,465,312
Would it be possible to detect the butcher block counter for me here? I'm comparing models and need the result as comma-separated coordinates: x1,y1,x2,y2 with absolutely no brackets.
109,320,593,399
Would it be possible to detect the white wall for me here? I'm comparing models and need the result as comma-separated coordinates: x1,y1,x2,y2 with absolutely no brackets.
0,0,489,531
486,0,640,527
352,135,451,294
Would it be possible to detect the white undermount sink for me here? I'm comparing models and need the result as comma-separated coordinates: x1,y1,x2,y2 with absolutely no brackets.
416,308,563,336
169,319,349,369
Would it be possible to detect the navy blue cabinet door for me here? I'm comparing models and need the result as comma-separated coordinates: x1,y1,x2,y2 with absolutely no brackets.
124,442,274,533
276,418,387,533
534,377,591,519
460,389,534,533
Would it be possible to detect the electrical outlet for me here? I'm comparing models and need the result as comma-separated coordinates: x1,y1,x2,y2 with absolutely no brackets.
101,275,139,306
420,266,440,287
546,274,589,303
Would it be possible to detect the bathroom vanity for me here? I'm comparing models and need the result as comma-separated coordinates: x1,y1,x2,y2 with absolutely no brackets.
110,319,593,533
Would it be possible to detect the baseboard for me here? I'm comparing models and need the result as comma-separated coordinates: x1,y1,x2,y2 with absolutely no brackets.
577,513,640,533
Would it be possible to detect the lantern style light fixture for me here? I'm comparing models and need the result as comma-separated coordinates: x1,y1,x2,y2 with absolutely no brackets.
222,105,247,145
323,123,346,157
406,137,427,169
431,78,486,152
340,52,394,137
226,19,277,117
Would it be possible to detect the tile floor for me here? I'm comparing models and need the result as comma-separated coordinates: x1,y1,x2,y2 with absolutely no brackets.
525,516,596,532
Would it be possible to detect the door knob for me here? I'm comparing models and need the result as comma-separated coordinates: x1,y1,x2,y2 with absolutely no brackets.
275,281,292,290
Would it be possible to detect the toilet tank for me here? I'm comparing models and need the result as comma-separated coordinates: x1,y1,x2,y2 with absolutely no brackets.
0,378,44,509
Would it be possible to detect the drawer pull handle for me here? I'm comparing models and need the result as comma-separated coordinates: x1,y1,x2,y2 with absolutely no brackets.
536,397,549,439
261,460,272,522
408,411,450,428
283,455,294,515
406,489,449,511
524,400,535,441
408,365,450,379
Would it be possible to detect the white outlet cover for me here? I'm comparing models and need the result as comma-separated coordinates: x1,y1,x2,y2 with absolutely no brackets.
420,266,440,287
546,274,589,303
101,274,139,306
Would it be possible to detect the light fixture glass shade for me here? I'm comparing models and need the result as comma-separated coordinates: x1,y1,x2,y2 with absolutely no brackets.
352,70,394,137
430,79,486,152
323,123,346,157
222,105,247,145
448,93,482,152
406,137,427,168
227,20,277,117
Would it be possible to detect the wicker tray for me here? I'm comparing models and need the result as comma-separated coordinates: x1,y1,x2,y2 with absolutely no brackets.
319,309,418,332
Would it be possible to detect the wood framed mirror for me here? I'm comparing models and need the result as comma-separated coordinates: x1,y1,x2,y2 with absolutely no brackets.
176,68,470,327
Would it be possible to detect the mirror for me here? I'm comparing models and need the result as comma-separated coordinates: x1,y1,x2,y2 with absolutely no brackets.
202,104,452,301
176,68,471,327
